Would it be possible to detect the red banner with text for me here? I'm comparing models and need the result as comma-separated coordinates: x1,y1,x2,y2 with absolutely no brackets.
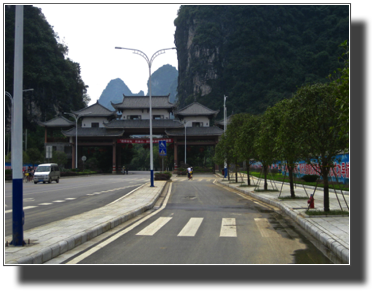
117,138,174,144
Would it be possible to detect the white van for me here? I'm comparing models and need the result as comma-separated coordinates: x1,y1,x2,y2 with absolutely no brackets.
33,163,60,184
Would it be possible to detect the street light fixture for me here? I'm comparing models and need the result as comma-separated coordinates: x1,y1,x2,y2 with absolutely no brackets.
115,46,176,187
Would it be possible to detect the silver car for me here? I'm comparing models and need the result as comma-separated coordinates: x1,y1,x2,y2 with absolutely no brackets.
33,163,60,184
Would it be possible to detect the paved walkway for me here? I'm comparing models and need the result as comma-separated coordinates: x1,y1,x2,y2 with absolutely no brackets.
216,172,349,263
4,173,349,264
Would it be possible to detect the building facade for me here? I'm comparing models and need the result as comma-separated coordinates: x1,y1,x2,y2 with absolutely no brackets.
39,95,224,172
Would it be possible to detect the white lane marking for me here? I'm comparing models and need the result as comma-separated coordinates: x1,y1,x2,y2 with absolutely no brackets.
254,218,281,238
65,198,76,200
66,183,173,264
53,200,65,203
5,207,39,214
220,218,237,237
136,217,172,236
177,218,203,237
38,203,53,206
87,194,94,196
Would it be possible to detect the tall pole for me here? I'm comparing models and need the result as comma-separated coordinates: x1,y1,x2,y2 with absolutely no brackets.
12,5,24,246
115,46,176,187
184,122,187,164
65,112,89,169
224,95,228,178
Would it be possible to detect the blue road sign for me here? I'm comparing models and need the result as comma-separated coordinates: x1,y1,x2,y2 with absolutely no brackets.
159,140,167,156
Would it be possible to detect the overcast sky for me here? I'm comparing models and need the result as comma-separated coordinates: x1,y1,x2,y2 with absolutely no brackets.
35,3,180,104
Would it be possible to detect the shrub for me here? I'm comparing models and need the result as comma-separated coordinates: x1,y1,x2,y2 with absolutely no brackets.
301,175,319,182
155,172,172,180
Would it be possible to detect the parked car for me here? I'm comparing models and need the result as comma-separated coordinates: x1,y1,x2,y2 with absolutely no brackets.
33,163,60,184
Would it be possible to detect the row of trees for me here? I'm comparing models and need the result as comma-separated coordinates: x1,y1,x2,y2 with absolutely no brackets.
214,41,348,212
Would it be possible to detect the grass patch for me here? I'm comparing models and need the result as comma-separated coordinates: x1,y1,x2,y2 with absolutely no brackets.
278,196,309,200
239,184,259,187
240,171,349,192
254,189,279,192
305,210,349,216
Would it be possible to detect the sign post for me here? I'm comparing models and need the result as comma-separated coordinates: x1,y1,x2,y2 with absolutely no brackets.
159,141,167,173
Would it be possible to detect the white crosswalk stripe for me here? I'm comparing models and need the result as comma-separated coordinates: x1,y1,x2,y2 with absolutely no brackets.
136,217,172,236
177,218,203,236
115,216,283,239
220,218,237,237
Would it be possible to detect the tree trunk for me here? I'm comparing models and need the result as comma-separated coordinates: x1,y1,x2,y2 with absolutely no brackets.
322,167,330,212
235,161,238,183
288,166,295,198
247,162,250,186
264,164,268,190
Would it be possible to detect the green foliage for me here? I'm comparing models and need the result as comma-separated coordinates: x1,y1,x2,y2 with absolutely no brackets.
52,150,67,169
26,148,44,166
328,40,349,148
175,5,349,116
5,5,88,131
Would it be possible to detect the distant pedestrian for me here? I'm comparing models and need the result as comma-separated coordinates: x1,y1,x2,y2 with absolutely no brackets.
191,167,193,180
122,166,125,174
187,167,191,180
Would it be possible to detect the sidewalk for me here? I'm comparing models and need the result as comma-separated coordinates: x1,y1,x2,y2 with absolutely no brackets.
4,181,167,264
216,172,349,264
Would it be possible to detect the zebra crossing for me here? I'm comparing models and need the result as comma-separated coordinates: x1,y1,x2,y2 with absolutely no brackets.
135,216,281,238
172,177,215,182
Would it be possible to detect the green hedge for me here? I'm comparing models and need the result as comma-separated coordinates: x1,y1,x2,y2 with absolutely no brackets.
155,172,172,180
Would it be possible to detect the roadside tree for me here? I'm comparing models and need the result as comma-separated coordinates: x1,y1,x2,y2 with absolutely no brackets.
236,114,260,186
290,83,346,211
275,99,304,198
256,106,281,190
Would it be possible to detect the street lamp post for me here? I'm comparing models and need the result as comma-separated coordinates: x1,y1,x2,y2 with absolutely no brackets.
64,112,90,169
115,46,176,187
223,95,228,178
184,121,187,164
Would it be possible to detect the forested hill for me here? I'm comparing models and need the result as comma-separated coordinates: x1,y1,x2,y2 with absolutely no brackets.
174,5,349,115
98,78,144,111
4,5,88,131
147,64,178,103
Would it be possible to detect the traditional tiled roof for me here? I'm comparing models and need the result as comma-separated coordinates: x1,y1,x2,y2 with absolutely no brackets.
62,127,124,137
174,102,219,118
165,126,224,136
103,119,184,129
215,115,233,128
72,101,117,117
111,95,175,110
37,116,75,128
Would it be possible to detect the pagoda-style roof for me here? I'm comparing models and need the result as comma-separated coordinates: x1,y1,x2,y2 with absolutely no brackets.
62,127,124,137
215,115,233,129
103,119,184,129
72,101,117,118
112,94,175,110
165,126,224,137
174,102,219,120
37,116,75,128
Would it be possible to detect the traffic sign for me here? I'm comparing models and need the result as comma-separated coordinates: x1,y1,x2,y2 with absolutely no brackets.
159,140,167,156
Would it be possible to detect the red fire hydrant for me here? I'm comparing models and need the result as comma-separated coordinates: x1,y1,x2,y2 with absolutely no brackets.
307,194,314,209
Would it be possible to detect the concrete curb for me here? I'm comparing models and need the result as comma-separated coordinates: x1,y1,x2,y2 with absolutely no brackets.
216,177,349,264
6,182,167,264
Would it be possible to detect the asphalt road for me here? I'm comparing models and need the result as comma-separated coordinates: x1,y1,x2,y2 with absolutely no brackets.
4,172,150,236
70,174,332,264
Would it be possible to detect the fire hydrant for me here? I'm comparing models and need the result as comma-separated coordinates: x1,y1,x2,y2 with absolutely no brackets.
307,194,314,209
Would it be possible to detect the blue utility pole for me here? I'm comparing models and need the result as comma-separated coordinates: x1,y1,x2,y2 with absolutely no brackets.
11,5,24,246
